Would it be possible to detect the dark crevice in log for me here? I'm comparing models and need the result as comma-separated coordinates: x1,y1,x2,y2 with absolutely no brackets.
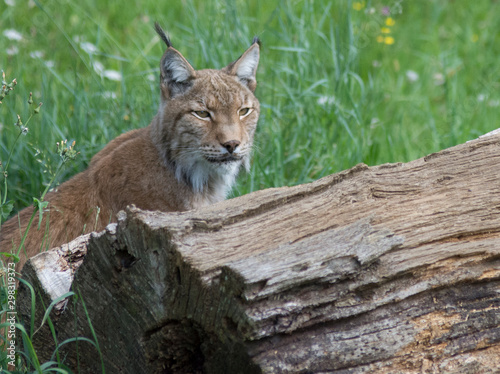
114,248,138,270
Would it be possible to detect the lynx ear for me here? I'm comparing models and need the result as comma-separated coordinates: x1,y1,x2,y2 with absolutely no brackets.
155,23,196,99
159,48,196,99
224,38,260,92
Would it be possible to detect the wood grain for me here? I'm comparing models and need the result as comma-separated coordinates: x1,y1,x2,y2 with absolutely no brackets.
18,131,500,373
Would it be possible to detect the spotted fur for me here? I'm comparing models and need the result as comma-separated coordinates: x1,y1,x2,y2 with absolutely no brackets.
1,25,260,272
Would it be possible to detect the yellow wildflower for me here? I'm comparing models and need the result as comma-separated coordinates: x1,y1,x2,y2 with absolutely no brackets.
385,17,396,26
381,27,391,34
384,36,395,45
377,35,385,43
471,34,479,42
353,1,365,11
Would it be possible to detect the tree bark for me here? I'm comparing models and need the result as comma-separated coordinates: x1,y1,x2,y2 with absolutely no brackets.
18,130,500,373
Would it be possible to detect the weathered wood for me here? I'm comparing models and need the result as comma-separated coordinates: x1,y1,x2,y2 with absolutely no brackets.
18,130,500,373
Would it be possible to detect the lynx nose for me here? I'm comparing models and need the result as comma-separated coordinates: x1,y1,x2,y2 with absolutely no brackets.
222,140,240,154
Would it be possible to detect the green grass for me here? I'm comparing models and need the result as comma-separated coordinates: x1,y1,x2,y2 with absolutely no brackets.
1,0,500,370
2,0,500,210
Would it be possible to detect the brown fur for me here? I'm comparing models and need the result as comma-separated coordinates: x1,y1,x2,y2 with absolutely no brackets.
1,26,260,272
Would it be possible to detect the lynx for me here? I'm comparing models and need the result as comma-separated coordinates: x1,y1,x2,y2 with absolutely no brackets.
1,23,260,272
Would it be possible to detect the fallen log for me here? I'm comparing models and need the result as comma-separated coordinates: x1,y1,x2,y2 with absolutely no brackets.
18,130,500,373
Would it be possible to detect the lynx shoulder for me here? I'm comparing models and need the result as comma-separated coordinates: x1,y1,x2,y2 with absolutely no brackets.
1,23,260,271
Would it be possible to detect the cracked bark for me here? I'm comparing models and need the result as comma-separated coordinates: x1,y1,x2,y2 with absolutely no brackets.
17,130,500,373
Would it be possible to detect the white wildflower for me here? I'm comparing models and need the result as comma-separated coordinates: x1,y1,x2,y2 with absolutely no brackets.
405,70,419,83
477,94,487,102
3,29,23,41
147,74,156,82
30,50,45,59
6,46,19,55
317,96,336,106
103,70,122,81
80,41,98,54
93,61,104,74
488,99,500,107
101,91,117,99
45,60,55,68
5,0,15,6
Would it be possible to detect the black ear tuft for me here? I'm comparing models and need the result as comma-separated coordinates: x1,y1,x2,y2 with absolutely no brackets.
154,22,172,48
154,23,196,99
252,36,261,46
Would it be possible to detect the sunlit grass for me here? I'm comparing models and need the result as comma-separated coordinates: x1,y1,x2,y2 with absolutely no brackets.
1,0,499,207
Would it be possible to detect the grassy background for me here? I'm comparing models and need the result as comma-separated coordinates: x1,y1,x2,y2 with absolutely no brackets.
1,0,500,213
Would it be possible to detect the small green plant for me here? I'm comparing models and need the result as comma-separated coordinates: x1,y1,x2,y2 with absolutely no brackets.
0,71,41,229
0,70,80,372
1,84,41,215
0,71,80,261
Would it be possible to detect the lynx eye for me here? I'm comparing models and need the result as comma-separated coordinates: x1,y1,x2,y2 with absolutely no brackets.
239,108,253,118
193,111,211,120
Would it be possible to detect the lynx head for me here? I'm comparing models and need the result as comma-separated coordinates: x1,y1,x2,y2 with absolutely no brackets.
152,23,260,199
